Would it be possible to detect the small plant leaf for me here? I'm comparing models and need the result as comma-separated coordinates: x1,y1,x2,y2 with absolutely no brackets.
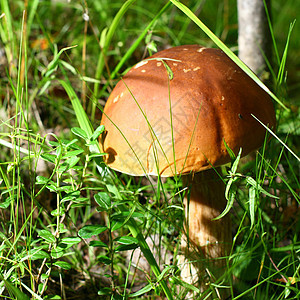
0,198,12,209
97,255,111,265
41,153,56,164
51,207,65,217
223,139,236,161
38,230,56,243
36,176,50,184
53,261,72,270
78,225,107,239
111,220,124,232
60,237,81,245
213,183,236,220
88,153,106,160
71,127,88,140
115,243,139,252
28,249,51,260
62,149,84,158
60,156,80,172
89,240,108,248
129,283,153,297
44,295,62,300
246,176,279,199
249,186,256,228
43,45,77,77
114,236,138,245
90,125,105,141
169,276,200,293
98,287,111,296
231,148,242,175
225,178,234,201
94,192,111,211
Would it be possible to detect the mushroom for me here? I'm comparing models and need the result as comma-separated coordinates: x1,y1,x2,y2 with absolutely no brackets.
99,45,276,293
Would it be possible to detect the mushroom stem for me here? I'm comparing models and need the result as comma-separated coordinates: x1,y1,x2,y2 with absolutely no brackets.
180,168,231,296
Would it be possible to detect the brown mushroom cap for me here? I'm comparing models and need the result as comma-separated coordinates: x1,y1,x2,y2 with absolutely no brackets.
100,45,276,176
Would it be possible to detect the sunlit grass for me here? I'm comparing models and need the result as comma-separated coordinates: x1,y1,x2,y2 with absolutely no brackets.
0,0,299,299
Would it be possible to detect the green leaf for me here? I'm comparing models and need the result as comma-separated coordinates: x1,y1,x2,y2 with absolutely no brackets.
114,236,138,245
225,178,234,201
88,153,106,160
51,207,65,217
129,283,153,297
28,249,51,260
43,45,77,77
98,287,111,296
60,79,96,150
249,186,256,228
110,220,124,232
41,153,56,164
62,149,84,159
94,192,111,211
53,261,72,270
46,182,58,192
44,295,62,300
231,148,242,175
61,190,81,202
115,243,139,252
48,141,60,147
71,127,88,140
60,237,81,245
0,275,30,300
65,156,80,168
90,125,105,141
38,230,56,243
213,183,236,220
63,139,80,148
60,60,76,74
51,247,65,259
112,211,144,219
89,240,108,248
168,276,200,293
97,255,111,265
36,175,50,184
110,211,144,231
223,139,236,161
41,274,49,281
0,198,12,208
78,225,107,239
246,176,279,199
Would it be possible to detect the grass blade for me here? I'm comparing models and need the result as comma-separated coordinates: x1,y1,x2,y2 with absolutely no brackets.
169,0,288,110
93,0,136,98
251,114,299,162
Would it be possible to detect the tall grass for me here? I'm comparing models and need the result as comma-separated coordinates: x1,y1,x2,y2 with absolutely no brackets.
0,0,299,299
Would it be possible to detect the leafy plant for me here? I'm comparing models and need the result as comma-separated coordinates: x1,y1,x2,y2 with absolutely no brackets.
0,0,299,299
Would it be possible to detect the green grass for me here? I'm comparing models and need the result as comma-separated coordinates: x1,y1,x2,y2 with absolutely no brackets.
0,0,299,299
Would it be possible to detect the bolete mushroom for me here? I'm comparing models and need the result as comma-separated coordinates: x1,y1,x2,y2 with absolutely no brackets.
99,45,276,293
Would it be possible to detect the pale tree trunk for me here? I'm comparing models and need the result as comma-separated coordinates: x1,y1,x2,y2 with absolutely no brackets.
238,0,271,78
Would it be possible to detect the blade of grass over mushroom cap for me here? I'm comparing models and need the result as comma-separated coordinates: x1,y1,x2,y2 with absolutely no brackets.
169,0,288,110
60,71,173,300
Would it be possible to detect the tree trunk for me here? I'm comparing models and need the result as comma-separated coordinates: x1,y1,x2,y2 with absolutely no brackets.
237,0,271,78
